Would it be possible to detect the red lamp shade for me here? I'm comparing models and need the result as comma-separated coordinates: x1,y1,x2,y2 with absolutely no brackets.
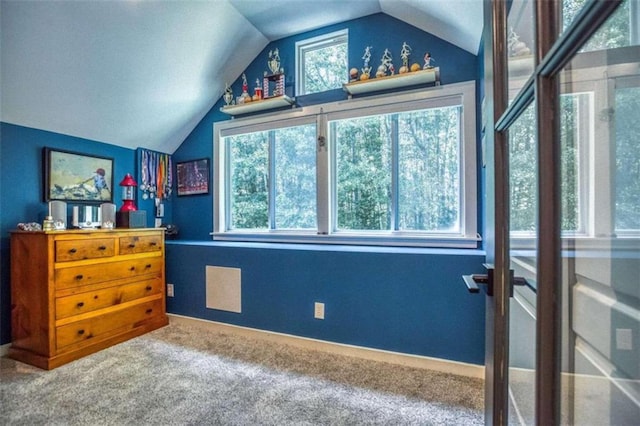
119,173,138,212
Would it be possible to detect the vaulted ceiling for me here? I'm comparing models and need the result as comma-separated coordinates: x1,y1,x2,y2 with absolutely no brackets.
0,0,483,154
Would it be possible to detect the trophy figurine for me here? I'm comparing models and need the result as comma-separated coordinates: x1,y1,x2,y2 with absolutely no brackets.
361,46,372,80
238,73,251,104
223,83,234,106
400,42,411,74
268,48,281,75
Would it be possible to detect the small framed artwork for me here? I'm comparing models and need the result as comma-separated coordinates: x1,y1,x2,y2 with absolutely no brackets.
43,147,114,203
176,158,209,196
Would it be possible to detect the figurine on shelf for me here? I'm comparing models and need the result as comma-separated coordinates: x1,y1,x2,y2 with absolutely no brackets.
237,73,252,104
423,52,435,69
399,42,411,74
223,83,234,106
253,78,263,101
508,27,531,57
376,48,393,78
268,48,281,74
361,46,372,80
349,68,359,82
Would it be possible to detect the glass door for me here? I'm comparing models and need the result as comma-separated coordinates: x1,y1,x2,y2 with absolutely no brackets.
484,0,637,424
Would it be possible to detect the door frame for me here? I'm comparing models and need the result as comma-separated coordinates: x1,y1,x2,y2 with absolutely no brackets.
482,0,511,424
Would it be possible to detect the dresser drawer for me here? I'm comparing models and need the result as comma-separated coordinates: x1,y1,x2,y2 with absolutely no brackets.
56,238,115,262
56,298,163,350
119,234,163,255
55,257,163,290
55,278,163,320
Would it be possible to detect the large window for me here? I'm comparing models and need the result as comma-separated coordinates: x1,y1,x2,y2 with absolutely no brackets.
510,69,640,243
295,30,348,96
509,92,592,236
214,82,477,247
333,106,462,233
228,124,317,231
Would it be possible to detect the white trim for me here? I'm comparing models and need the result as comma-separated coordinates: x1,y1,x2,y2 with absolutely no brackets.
0,343,9,357
167,313,485,379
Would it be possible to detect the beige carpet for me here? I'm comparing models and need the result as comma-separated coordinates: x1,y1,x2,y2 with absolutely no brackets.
1,319,484,425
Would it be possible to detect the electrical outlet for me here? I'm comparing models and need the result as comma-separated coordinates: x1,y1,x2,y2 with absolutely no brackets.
167,283,174,297
314,302,325,319
616,328,632,350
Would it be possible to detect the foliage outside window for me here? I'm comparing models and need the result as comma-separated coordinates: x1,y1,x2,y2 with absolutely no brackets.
214,82,478,247
296,30,348,96
228,125,318,231
333,106,462,233
509,94,587,235
510,74,640,240
615,85,640,231
563,0,637,50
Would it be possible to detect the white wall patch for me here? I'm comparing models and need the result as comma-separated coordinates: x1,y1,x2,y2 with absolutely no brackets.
206,266,241,313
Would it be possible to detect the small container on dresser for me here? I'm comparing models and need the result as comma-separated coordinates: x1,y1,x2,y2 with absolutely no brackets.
9,228,168,369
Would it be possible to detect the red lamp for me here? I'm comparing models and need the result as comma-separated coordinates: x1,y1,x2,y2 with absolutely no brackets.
119,173,138,212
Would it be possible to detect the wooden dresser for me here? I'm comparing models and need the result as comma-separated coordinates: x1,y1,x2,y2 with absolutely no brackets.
9,228,168,369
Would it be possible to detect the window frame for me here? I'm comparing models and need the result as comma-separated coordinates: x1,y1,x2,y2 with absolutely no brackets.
214,81,478,248
295,29,349,96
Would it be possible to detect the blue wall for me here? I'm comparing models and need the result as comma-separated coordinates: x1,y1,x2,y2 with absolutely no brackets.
167,242,486,364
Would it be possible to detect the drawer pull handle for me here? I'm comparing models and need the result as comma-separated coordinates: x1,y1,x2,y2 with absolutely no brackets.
145,264,152,269
150,242,157,246
130,266,136,271
69,248,77,254
98,245,107,251
146,308,153,314
77,329,85,335
75,274,84,280
129,244,136,248
146,285,152,291
77,302,84,308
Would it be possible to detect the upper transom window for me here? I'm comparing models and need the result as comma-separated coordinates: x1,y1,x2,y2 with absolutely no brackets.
295,29,348,96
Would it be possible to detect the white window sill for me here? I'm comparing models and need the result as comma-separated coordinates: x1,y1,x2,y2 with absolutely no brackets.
209,231,481,249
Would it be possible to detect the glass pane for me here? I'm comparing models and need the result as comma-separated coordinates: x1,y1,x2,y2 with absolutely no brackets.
508,0,536,97
560,92,591,234
302,40,348,95
563,0,638,51
509,104,537,235
559,26,640,426
507,102,538,426
333,115,391,231
228,131,269,230
615,85,640,232
274,124,317,229
397,106,461,232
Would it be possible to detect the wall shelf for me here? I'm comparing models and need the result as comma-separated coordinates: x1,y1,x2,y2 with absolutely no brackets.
220,95,295,116
508,55,534,78
343,67,440,96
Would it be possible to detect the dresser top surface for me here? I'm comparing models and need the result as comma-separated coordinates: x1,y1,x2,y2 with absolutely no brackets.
12,228,163,235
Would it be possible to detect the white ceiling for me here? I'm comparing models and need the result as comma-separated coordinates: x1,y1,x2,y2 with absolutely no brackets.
0,0,483,154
